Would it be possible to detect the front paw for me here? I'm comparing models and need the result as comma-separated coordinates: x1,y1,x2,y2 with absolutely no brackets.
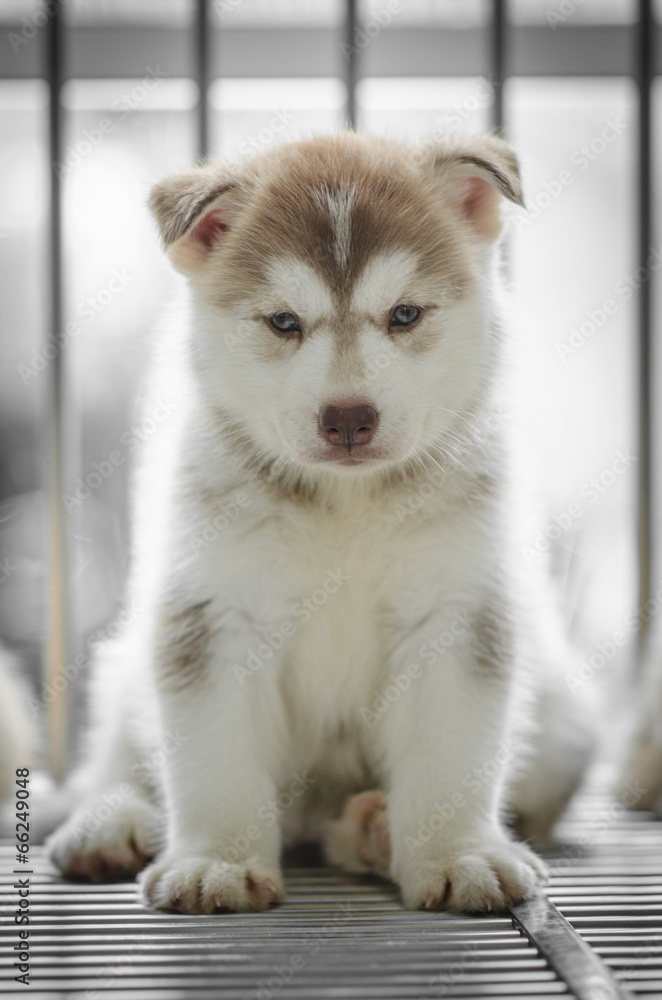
398,834,546,913
46,795,159,882
139,853,285,913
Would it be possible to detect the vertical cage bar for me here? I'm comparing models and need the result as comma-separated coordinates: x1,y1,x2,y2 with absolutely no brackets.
344,0,357,129
45,1,68,782
636,0,653,647
490,0,506,132
196,0,210,159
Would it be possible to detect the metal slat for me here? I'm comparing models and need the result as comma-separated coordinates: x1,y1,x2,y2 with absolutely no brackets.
195,0,211,160
3,23,662,80
636,0,654,641
0,847,565,999
549,784,662,997
490,0,505,133
343,0,357,129
0,804,659,1000
3,780,662,997
512,899,636,1000
44,0,69,787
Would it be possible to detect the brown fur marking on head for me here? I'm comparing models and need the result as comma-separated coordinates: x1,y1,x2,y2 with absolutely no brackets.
206,134,475,309
151,133,523,302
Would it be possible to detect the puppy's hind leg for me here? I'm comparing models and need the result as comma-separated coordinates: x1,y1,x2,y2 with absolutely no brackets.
47,787,160,882
509,670,596,849
323,790,391,878
46,633,161,882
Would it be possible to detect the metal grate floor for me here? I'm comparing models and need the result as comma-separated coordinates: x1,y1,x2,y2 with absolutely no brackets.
1,785,660,999
543,788,662,999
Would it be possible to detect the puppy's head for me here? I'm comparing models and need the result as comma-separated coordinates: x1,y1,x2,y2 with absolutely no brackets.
150,133,522,478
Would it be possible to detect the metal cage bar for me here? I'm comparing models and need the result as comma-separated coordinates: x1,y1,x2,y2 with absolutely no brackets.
196,0,211,160
45,0,68,783
637,0,654,648
490,0,506,132
344,0,358,129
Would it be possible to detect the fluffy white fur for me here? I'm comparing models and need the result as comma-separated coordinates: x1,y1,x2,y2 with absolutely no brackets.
47,133,594,914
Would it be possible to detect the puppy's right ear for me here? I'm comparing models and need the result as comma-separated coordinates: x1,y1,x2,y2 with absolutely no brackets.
149,164,248,275
417,134,524,242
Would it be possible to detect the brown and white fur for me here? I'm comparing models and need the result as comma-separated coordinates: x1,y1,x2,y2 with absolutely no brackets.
46,132,594,913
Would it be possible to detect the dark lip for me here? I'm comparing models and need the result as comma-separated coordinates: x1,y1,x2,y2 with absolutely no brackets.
312,447,388,467
327,456,376,467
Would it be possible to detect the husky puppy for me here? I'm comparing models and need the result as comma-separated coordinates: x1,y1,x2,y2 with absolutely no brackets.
47,132,593,913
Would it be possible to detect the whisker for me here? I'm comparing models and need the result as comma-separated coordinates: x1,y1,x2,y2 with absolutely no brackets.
428,435,465,462
437,407,478,431
427,442,469,472
411,450,437,479
421,448,449,476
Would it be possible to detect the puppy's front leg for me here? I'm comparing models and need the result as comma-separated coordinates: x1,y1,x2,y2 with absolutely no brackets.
139,601,287,913
380,607,546,913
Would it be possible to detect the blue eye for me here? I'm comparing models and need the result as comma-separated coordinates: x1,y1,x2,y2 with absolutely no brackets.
389,304,421,328
269,312,301,336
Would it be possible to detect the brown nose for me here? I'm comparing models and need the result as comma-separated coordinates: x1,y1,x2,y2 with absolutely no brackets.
318,404,379,451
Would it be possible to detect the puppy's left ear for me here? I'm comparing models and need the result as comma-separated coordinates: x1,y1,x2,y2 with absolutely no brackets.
149,162,249,275
418,134,524,242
